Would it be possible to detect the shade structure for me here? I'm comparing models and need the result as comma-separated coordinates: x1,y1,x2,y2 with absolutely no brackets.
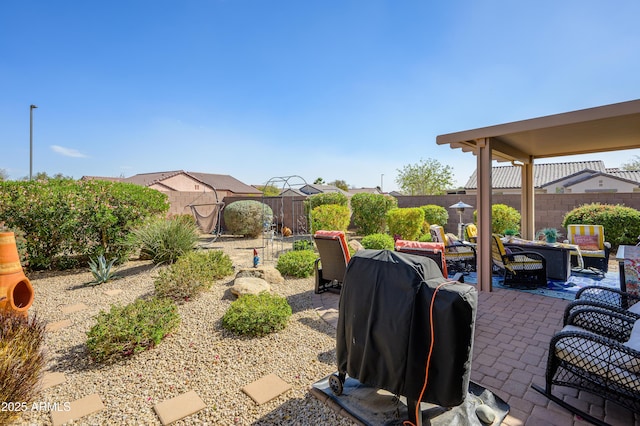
437,99,640,292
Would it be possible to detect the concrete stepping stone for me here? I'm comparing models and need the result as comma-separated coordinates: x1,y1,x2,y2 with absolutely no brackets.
153,390,206,425
60,303,88,315
242,374,291,405
41,372,66,390
103,289,123,296
45,319,72,332
50,393,104,426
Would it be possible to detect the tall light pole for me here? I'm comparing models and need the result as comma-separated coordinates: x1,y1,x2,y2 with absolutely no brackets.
380,174,384,192
30,104,38,180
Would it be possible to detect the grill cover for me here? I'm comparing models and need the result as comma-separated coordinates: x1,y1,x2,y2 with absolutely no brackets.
336,249,477,407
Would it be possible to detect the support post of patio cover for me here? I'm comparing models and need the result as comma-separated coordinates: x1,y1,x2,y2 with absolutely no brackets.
521,159,535,240
476,138,493,292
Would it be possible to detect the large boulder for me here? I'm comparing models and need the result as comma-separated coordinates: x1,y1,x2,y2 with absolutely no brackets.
230,277,271,298
235,266,284,285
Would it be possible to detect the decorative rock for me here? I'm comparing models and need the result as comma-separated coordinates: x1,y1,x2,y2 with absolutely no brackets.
475,404,496,424
348,240,364,253
236,266,284,285
231,277,271,297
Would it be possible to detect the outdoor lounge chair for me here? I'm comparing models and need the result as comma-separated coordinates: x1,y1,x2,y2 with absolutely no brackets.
429,225,476,274
491,234,547,288
565,255,640,322
394,240,448,278
463,223,477,243
313,230,351,294
532,306,640,425
564,224,611,276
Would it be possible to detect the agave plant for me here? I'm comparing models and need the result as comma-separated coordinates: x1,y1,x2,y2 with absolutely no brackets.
88,255,120,285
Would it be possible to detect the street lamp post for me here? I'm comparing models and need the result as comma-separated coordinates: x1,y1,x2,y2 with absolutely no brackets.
30,104,38,180
380,174,384,192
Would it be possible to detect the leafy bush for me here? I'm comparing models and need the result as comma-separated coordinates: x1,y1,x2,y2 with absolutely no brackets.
418,233,432,242
473,204,521,234
86,297,180,363
222,292,292,337
0,311,46,425
0,179,169,270
292,239,314,251
420,205,448,228
386,208,425,241
224,200,273,238
562,203,640,246
276,249,317,278
88,255,120,285
154,250,233,302
310,204,351,232
305,192,349,213
350,193,398,235
361,233,395,250
132,216,200,264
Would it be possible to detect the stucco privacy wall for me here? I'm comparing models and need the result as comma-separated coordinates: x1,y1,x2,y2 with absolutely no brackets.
396,193,640,236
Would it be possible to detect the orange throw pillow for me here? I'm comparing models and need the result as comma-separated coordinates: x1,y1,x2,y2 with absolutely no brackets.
574,234,600,251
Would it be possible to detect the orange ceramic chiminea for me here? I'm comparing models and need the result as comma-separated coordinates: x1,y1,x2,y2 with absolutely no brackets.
0,232,34,317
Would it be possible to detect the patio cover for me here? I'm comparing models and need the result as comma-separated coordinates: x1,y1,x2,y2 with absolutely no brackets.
437,99,640,291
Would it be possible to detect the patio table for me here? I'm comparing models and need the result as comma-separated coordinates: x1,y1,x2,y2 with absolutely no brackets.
504,239,572,281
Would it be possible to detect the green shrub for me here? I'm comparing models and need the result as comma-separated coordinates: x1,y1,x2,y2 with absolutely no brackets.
562,203,640,246
386,208,425,241
305,192,349,214
132,216,200,264
350,193,398,235
88,255,120,285
222,292,292,337
418,233,432,242
154,250,233,302
0,311,46,425
420,205,449,227
310,204,351,232
276,249,317,278
224,200,273,237
473,204,521,234
86,297,180,363
361,233,395,250
0,179,169,270
292,239,314,251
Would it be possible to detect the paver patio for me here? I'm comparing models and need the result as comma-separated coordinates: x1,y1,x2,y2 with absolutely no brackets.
313,285,640,425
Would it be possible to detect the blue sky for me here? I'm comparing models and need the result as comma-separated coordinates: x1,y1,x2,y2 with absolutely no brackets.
2,1,640,192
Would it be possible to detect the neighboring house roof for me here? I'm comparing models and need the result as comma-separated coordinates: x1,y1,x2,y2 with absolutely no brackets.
279,188,307,196
300,184,349,196
606,169,640,183
464,161,606,189
83,170,261,194
347,187,383,195
556,171,640,188
80,176,125,182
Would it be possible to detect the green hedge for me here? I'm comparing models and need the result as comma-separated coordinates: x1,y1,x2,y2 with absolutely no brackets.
386,208,425,241
310,204,351,232
562,203,640,246
0,179,169,270
350,193,397,235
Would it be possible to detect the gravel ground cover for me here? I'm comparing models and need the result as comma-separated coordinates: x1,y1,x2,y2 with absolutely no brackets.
18,236,354,425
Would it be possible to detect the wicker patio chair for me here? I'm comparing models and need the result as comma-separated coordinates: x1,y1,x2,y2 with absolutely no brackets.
429,225,476,274
532,306,640,425
313,230,351,294
491,234,547,288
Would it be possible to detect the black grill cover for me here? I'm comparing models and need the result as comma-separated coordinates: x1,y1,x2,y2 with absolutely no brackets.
336,250,477,407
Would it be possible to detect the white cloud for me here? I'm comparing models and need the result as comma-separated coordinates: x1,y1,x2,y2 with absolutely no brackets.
50,145,88,158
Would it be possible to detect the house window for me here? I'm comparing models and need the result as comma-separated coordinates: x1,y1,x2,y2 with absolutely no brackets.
195,184,200,190
598,180,603,187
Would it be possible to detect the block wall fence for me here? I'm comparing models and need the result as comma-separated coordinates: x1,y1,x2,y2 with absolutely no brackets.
166,192,640,237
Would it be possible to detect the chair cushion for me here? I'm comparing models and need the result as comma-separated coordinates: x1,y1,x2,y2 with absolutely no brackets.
629,302,640,315
574,234,601,251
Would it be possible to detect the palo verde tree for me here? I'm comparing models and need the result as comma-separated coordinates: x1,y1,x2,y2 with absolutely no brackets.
395,158,454,195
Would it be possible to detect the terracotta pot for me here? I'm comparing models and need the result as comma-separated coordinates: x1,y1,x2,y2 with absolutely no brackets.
0,232,34,316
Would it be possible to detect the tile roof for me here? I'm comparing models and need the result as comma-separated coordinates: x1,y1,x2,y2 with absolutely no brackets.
464,161,606,189
118,170,261,194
